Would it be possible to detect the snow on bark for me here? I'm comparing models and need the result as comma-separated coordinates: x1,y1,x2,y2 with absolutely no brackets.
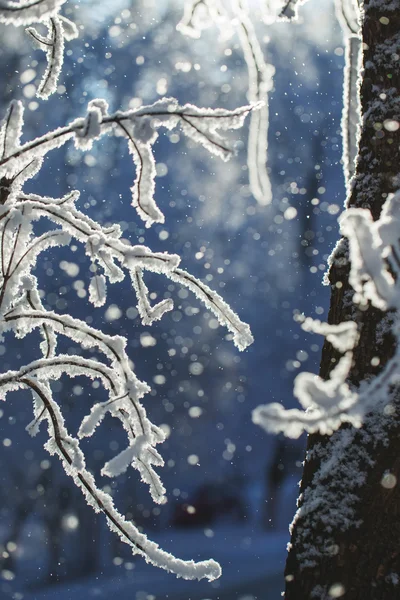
255,7,400,591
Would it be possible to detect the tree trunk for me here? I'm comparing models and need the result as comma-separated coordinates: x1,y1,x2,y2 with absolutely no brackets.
284,2,400,599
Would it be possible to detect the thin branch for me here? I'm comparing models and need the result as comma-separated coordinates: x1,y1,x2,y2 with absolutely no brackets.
0,105,254,170
20,377,220,581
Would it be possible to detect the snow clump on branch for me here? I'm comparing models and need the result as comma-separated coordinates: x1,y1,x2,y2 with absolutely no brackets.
254,191,400,439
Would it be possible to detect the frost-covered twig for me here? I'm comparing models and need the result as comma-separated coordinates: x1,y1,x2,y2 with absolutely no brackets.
0,98,259,226
253,318,360,438
178,0,274,205
26,14,78,99
170,268,254,350
0,0,65,26
131,268,173,325
280,0,361,190
1,0,78,99
335,0,361,190
179,0,362,205
253,191,400,438
278,0,309,20
232,0,274,205
19,377,221,581
176,0,227,38
0,95,254,579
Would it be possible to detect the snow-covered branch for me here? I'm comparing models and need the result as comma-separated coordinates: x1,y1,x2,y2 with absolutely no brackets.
0,98,259,226
178,0,274,205
253,191,400,439
179,0,362,203
0,94,254,579
339,192,400,311
278,0,309,20
1,0,77,99
232,0,274,206
335,0,361,189
19,377,221,580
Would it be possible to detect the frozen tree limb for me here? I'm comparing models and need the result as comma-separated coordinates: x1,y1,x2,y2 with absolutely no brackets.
0,0,65,26
254,191,400,439
298,316,359,353
178,0,274,204
335,0,361,190
339,191,400,311
278,0,310,20
2,0,77,99
0,95,255,578
233,0,274,205
253,342,360,439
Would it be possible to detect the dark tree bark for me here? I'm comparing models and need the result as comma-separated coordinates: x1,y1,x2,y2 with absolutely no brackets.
284,2,400,599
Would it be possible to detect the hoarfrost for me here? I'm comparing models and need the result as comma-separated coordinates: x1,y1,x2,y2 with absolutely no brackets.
0,91,254,578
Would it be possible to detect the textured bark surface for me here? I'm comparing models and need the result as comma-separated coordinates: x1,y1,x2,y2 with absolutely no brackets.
284,2,400,599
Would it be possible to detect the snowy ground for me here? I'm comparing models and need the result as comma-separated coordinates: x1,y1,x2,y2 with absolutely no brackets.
7,526,287,600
